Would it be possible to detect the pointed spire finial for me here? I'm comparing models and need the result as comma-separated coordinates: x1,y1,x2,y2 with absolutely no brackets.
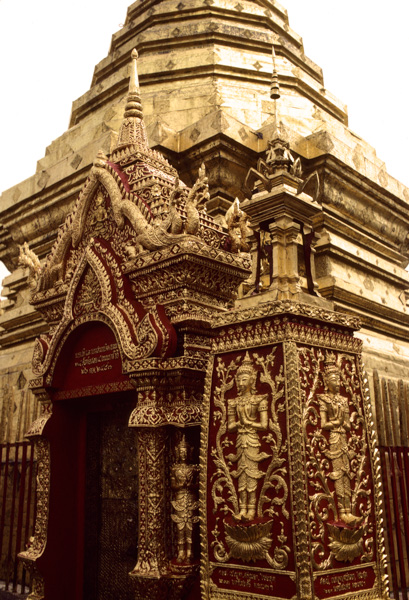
113,48,149,156
124,48,143,120
270,45,280,100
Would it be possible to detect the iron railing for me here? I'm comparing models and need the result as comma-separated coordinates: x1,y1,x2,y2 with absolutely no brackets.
0,441,36,594
374,371,409,600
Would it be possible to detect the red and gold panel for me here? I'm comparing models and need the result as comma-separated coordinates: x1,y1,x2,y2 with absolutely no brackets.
201,342,296,599
201,309,388,600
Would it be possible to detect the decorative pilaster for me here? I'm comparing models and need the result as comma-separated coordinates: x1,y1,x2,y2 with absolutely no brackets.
18,389,52,600
284,340,313,599
129,428,169,585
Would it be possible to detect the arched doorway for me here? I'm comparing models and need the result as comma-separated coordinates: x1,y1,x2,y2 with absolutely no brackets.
34,321,138,600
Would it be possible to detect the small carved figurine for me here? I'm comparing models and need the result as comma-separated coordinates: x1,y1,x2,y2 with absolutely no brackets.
227,352,270,521
171,435,199,563
319,355,358,526
90,192,108,231
18,242,42,285
225,198,250,253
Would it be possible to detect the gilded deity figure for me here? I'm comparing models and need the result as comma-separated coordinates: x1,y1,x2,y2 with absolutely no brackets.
227,352,270,521
171,436,199,563
319,357,357,525
90,192,108,231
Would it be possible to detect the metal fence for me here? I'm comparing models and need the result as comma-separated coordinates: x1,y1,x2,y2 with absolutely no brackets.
374,371,409,600
0,441,36,594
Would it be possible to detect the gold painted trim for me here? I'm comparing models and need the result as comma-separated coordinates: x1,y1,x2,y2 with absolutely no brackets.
199,354,216,600
19,437,50,563
284,340,313,600
359,362,389,600
213,301,361,330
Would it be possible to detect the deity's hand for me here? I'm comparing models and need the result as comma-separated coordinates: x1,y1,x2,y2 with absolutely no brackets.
237,405,246,424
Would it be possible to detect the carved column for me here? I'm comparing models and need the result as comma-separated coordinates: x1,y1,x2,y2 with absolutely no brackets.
302,223,321,296
284,340,313,599
129,426,170,599
269,216,302,300
18,388,52,600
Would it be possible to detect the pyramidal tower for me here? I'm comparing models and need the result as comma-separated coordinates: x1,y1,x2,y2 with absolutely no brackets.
1,0,408,443
0,2,407,600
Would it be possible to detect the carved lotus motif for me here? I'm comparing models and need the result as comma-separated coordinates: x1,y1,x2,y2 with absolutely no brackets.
327,523,364,563
224,519,273,562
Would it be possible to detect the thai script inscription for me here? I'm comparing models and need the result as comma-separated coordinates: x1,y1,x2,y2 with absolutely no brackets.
214,568,276,593
318,569,368,595
74,343,119,375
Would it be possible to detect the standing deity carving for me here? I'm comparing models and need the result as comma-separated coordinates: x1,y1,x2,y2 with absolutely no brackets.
208,349,290,567
227,352,270,521
318,356,358,526
300,348,374,567
171,435,199,564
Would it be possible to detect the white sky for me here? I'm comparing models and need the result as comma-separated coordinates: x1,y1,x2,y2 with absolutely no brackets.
0,0,408,278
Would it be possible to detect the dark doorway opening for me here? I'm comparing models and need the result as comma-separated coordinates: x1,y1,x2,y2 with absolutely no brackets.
83,394,138,600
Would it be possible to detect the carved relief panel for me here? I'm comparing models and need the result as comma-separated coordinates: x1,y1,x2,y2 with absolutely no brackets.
201,307,388,600
298,346,381,597
201,345,295,600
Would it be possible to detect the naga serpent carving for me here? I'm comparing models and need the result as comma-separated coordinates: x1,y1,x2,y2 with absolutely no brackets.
33,153,210,292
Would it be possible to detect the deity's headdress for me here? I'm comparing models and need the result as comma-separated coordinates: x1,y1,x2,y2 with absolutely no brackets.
176,434,190,460
236,351,255,377
324,352,339,378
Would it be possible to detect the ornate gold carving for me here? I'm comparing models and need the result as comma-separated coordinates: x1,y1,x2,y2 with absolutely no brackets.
18,242,42,285
284,340,313,599
184,163,210,235
19,436,51,592
26,575,45,600
326,524,364,562
129,371,203,427
32,238,172,380
212,314,362,356
128,238,251,274
213,300,361,331
224,520,273,561
225,199,250,253
32,339,47,373
73,266,102,316
171,435,199,564
319,354,362,527
299,347,374,569
130,429,168,579
209,349,289,566
360,366,390,599
25,410,52,437
226,352,270,521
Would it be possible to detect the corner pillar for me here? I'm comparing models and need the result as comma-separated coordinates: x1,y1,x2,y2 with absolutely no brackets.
269,216,301,300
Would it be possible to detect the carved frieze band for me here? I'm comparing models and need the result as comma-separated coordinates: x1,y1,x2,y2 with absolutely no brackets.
213,301,361,330
212,317,362,355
